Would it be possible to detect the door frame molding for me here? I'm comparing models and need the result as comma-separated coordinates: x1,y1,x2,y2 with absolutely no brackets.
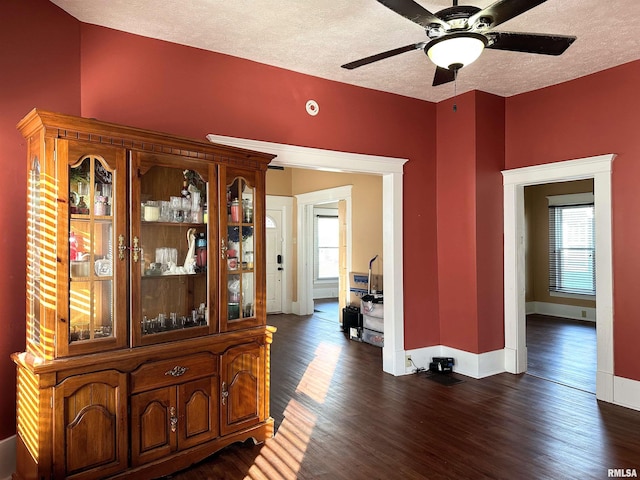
207,134,408,375
295,186,352,315
502,154,615,402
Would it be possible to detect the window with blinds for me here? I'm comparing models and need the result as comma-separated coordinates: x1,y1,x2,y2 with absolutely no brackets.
314,214,339,280
548,202,595,296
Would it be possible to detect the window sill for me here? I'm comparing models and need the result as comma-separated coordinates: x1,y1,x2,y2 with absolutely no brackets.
549,291,596,301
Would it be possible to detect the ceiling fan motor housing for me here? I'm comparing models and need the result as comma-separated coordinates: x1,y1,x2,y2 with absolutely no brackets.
428,5,489,39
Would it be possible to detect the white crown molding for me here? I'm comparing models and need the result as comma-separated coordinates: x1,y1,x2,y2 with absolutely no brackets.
206,134,408,174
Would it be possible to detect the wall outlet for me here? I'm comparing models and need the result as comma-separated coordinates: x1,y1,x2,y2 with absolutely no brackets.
405,355,412,368
581,310,587,318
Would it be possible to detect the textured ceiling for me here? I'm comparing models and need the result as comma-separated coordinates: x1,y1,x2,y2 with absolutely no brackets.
50,0,640,102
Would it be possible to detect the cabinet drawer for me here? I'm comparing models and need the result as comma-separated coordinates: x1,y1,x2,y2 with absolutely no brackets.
131,352,217,394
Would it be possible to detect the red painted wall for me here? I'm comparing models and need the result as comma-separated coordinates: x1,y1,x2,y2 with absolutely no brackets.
78,25,441,350
436,91,505,354
0,0,80,441
506,61,640,381
475,92,505,353
436,93,479,352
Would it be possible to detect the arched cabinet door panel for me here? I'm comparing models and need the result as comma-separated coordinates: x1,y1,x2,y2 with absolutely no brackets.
220,342,265,436
53,370,128,479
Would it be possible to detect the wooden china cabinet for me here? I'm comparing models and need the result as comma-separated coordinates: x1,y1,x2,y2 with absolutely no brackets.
12,109,276,480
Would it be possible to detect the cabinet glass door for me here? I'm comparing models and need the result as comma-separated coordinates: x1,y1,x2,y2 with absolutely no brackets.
67,153,124,353
222,170,262,331
132,156,212,346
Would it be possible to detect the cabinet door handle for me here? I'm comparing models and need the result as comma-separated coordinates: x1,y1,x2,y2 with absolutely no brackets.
132,236,141,262
117,235,141,262
165,365,188,377
221,238,228,259
118,235,127,260
221,381,228,406
170,406,178,433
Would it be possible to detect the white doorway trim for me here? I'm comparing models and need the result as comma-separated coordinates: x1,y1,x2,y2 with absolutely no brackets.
207,134,408,375
295,186,352,315
502,154,615,402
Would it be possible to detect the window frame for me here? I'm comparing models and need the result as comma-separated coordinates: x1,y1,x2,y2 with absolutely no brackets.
547,193,596,299
313,209,339,283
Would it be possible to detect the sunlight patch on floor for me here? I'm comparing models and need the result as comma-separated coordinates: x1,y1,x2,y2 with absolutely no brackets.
246,342,342,479
295,343,342,404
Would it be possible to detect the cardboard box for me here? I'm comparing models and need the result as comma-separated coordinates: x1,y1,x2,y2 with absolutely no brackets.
348,272,382,304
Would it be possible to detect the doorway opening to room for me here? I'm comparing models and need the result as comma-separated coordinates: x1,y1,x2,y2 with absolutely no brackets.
311,202,340,320
503,154,614,402
208,133,408,375
524,180,597,393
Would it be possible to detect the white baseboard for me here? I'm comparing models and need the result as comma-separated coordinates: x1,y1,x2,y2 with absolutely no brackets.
613,376,640,411
403,345,441,375
404,345,640,413
404,345,505,379
526,301,596,322
313,285,338,299
0,435,15,480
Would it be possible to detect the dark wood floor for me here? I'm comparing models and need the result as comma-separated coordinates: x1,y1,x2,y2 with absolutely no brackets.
526,313,596,393
169,306,640,480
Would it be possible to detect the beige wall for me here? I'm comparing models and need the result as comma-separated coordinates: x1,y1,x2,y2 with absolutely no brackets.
524,179,596,308
265,167,293,196
266,167,383,302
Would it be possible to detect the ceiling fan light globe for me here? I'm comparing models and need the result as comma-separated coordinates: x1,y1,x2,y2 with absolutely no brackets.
426,32,487,70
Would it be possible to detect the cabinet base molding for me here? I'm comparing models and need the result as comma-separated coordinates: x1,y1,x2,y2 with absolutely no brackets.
110,418,274,480
11,418,273,480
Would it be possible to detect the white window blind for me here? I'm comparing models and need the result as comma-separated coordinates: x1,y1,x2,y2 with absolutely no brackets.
548,203,595,296
315,214,339,280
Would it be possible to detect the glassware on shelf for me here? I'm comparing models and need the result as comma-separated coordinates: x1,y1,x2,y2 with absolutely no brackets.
195,233,207,271
191,191,203,223
159,200,171,222
243,200,253,223
230,199,241,223
143,201,160,221
170,196,183,223
181,197,192,222
94,196,107,216
141,302,207,336
76,195,89,215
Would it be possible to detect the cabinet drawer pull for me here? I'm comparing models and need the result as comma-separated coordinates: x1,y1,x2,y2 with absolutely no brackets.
165,366,188,377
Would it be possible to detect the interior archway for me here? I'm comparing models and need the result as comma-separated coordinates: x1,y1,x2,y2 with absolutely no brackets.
207,134,408,375
502,154,614,402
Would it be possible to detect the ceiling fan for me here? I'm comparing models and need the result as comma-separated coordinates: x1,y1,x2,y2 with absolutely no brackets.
341,0,576,86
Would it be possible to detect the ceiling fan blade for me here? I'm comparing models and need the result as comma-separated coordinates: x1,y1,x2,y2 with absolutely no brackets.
377,0,447,28
469,0,547,29
341,42,426,69
432,66,456,86
486,32,576,55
